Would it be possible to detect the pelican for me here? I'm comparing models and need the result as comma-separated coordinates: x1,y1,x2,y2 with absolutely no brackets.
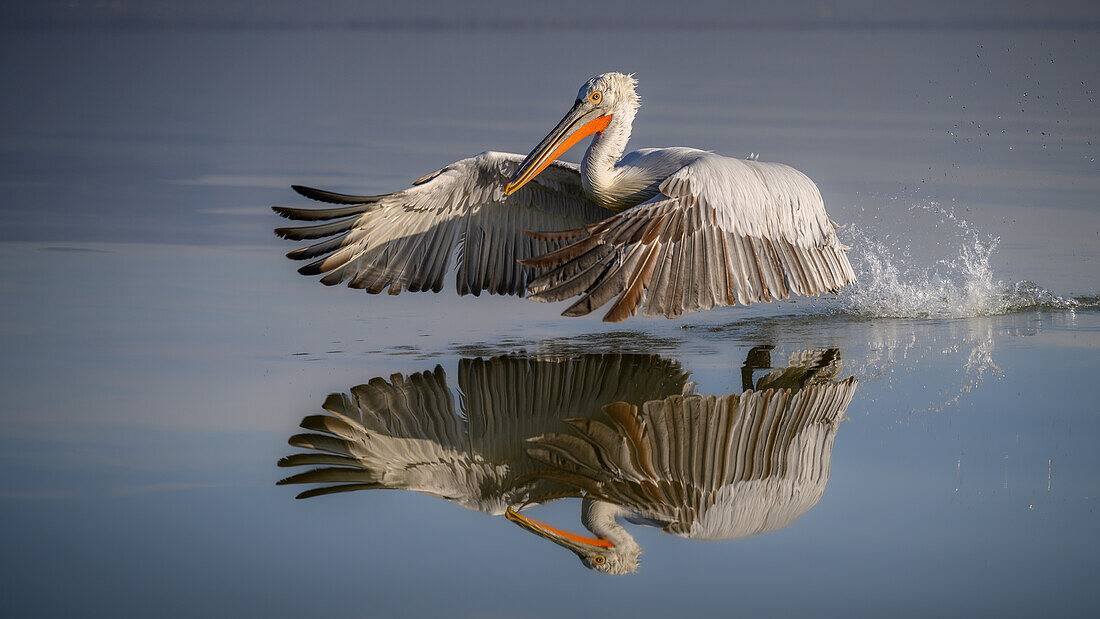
506,349,857,574
277,354,689,513
274,72,856,321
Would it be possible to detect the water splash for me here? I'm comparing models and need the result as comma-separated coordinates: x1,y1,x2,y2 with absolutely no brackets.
838,201,1090,318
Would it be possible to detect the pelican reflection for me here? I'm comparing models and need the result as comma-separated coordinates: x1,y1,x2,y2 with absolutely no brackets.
278,350,856,575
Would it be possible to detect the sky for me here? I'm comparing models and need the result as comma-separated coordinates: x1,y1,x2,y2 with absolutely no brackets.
2,0,1099,29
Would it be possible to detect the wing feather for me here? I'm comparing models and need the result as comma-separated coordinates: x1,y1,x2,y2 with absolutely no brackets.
526,245,616,297
291,184,383,204
274,216,361,241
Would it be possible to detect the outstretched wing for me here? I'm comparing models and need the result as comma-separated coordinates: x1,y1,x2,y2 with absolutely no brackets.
522,154,857,321
273,151,609,297
277,354,690,515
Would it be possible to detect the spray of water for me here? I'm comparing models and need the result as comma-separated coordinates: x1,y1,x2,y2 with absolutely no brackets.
837,201,1090,318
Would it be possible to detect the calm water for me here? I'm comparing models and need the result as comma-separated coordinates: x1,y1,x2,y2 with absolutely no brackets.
1,22,1098,618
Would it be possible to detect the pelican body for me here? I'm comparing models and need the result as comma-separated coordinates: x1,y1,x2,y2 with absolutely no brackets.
274,73,856,321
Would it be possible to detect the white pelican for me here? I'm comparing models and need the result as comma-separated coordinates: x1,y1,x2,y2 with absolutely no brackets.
274,72,856,321
507,350,857,574
277,354,689,512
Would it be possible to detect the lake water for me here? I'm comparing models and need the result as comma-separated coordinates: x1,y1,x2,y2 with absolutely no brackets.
1,21,1098,618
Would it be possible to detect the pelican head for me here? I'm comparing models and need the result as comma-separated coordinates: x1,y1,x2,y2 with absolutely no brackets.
505,72,639,196
505,500,642,575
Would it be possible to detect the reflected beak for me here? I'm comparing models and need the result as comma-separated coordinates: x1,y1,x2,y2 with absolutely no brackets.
504,101,611,195
505,507,614,555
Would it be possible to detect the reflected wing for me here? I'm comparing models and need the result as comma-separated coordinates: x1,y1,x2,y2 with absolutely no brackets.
277,366,473,501
274,151,609,297
522,154,857,321
525,376,858,539
278,354,690,515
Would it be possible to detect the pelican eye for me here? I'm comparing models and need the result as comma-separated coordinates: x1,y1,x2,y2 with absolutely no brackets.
593,555,606,565
590,91,602,103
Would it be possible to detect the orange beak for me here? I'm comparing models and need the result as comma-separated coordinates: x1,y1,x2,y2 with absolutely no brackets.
505,506,614,551
505,100,611,196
